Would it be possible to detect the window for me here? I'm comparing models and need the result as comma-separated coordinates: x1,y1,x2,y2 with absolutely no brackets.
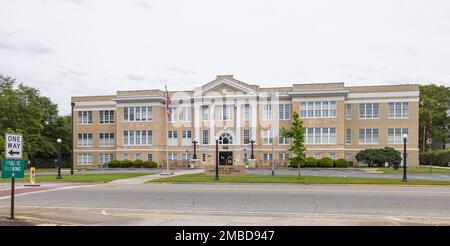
346,129,351,145
202,105,209,121
202,130,209,145
123,131,152,146
219,132,233,144
182,130,192,145
147,154,153,161
220,105,232,121
99,133,115,147
345,104,352,120
100,154,114,166
77,153,92,165
263,153,273,160
168,153,177,160
181,107,192,122
123,106,152,122
279,104,290,120
77,111,92,124
168,107,177,122
135,153,141,160
314,153,321,159
304,128,337,145
388,128,408,144
263,129,273,145
202,153,206,163
278,153,289,160
279,129,289,145
359,128,379,144
168,130,178,146
330,153,336,160
388,102,409,118
243,129,250,144
123,154,129,160
78,133,93,147
359,103,379,119
244,104,251,121
182,153,191,160
300,101,337,118
99,110,115,124
346,152,352,162
263,104,272,120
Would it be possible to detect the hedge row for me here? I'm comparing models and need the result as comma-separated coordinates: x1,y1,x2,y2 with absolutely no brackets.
290,157,349,168
107,160,158,168
420,149,450,167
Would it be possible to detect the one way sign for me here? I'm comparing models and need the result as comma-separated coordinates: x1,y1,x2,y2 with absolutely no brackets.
5,133,23,159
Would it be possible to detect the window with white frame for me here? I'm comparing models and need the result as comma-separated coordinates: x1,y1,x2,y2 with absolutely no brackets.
135,153,141,160
168,153,177,160
77,111,93,124
168,130,178,146
388,128,409,144
279,129,289,145
263,129,273,145
330,153,337,160
345,104,352,120
168,107,177,122
99,110,114,124
77,153,92,165
263,153,273,160
202,130,209,145
359,103,379,119
181,107,192,122
202,105,209,121
100,154,114,165
99,133,115,147
182,130,192,145
123,153,129,160
123,131,152,146
263,104,272,120
244,104,251,121
278,153,289,160
182,153,191,160
346,129,351,144
346,152,353,162
243,129,250,144
300,101,337,119
359,128,379,144
220,105,232,121
279,104,290,120
315,153,321,159
147,154,153,161
388,102,409,118
123,106,152,122
304,128,337,145
78,133,93,147
202,153,206,163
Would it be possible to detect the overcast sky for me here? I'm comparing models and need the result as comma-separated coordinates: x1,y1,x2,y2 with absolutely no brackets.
1,0,450,115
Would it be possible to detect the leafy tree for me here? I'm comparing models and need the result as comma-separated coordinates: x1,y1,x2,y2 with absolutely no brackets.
281,111,306,177
356,147,402,167
419,84,450,151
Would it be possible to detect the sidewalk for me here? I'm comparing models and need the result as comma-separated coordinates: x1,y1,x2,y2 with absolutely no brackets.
108,168,204,184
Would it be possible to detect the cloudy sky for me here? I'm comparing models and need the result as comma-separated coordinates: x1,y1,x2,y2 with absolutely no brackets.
1,0,450,115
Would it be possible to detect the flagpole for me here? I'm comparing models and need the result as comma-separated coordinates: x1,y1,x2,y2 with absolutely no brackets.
162,84,173,175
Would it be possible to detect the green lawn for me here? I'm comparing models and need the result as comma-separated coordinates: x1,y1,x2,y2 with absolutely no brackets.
374,167,450,174
0,173,151,183
149,173,450,186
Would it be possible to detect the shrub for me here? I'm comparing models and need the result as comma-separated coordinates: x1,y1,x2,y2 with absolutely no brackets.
142,160,158,168
289,157,304,168
107,160,121,168
304,157,318,168
132,160,144,168
356,147,401,167
420,149,450,167
318,157,334,168
120,160,133,168
334,159,349,168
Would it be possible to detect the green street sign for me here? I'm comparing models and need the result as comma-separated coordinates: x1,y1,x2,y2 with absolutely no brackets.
1,159,25,179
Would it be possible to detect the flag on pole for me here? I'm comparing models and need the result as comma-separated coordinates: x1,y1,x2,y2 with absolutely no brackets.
165,85,170,118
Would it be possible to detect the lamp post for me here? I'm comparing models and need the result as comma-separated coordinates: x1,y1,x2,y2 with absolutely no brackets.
215,136,220,181
192,138,198,159
250,138,255,159
56,138,62,179
402,134,408,182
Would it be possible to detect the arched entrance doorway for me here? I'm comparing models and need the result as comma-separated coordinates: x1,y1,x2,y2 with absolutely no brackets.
218,132,233,165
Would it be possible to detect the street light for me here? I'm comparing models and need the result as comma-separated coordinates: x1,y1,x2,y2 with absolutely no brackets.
192,138,198,160
402,134,408,182
56,138,62,179
215,136,220,181
249,138,255,159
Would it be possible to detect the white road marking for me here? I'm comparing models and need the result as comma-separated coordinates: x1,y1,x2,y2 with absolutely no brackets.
0,184,99,201
101,210,109,216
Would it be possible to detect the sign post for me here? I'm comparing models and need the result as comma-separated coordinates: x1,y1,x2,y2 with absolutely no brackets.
2,133,24,220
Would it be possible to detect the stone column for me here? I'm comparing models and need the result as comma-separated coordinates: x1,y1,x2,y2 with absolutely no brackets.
194,105,200,142
235,104,241,145
251,103,257,143
210,105,215,144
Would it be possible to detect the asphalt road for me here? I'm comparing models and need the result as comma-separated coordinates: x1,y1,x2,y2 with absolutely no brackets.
1,183,450,226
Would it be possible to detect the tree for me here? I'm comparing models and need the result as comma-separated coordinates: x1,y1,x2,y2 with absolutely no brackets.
419,84,450,152
355,147,401,167
281,111,306,177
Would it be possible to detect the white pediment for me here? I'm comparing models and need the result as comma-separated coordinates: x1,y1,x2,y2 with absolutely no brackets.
194,78,256,97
